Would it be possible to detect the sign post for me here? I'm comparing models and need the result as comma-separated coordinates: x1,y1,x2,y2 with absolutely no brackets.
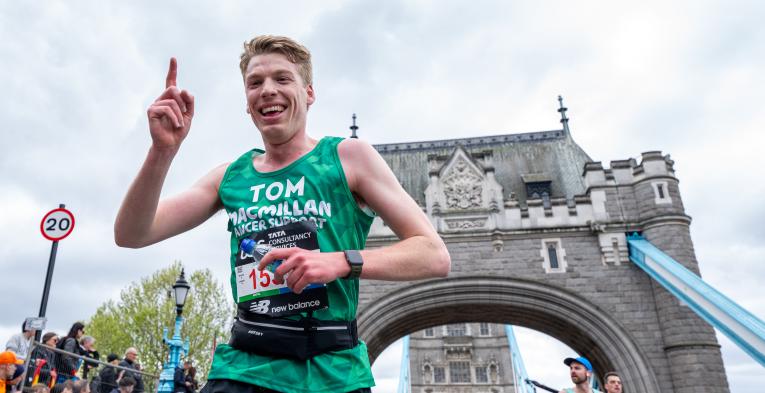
36,204,74,341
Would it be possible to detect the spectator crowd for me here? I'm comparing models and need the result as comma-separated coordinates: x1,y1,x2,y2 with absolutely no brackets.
2,321,197,393
5,320,622,393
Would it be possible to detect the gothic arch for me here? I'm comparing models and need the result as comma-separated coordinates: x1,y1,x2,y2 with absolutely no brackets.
358,276,662,393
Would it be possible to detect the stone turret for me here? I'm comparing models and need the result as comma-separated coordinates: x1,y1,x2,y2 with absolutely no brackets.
579,151,729,390
633,152,729,392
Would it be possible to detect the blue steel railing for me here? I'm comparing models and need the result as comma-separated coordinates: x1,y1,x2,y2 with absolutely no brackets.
397,335,411,393
506,325,539,393
627,233,765,367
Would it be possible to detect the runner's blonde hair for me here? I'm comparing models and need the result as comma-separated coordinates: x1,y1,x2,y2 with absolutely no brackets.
239,35,313,86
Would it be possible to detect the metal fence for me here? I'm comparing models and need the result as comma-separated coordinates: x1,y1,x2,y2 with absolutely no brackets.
19,341,159,393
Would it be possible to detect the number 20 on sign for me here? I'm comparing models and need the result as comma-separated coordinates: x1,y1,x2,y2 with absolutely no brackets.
40,208,75,241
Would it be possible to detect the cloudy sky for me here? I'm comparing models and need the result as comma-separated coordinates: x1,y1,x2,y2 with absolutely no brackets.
1,0,763,391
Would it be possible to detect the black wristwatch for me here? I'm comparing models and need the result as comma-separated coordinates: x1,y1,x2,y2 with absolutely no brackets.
343,250,364,279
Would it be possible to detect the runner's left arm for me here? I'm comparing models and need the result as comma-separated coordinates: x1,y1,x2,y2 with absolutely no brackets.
259,138,450,293
338,138,451,280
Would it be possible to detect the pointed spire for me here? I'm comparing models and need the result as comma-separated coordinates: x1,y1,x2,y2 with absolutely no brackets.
349,113,359,139
557,95,570,135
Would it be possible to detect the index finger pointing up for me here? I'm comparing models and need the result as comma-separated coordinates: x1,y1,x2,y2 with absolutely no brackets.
165,57,178,88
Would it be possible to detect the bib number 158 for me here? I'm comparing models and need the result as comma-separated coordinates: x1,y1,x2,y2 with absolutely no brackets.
249,268,274,289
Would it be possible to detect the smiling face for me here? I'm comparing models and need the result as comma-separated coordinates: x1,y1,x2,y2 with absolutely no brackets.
244,52,315,145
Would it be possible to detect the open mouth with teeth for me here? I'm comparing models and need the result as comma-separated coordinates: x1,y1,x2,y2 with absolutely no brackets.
260,105,286,118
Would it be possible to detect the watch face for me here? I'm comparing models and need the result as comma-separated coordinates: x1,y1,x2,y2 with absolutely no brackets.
346,250,363,265
345,250,363,278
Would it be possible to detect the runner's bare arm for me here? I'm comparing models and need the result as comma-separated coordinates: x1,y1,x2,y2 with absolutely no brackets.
115,162,226,248
339,138,451,280
114,58,225,248
257,138,449,293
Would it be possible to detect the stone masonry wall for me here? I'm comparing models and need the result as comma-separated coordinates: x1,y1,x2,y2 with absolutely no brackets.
359,147,729,392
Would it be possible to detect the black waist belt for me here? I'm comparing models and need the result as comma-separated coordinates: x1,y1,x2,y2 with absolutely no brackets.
229,310,358,360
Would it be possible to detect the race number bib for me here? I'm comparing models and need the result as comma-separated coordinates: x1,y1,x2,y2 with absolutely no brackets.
235,221,328,317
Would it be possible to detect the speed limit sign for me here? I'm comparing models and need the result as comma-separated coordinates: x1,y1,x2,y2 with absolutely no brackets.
40,208,75,241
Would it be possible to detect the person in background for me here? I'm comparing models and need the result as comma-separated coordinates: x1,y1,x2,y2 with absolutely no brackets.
4,322,35,392
0,351,24,393
7,366,25,392
97,354,121,393
51,380,73,393
559,356,602,393
78,336,99,380
117,349,142,393
57,323,85,383
27,332,59,387
72,379,91,393
30,383,50,393
602,372,622,393
109,377,135,393
173,361,189,392
29,332,59,367
184,366,198,393
5,323,36,362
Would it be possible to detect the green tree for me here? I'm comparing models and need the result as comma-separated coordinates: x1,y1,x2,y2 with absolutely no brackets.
88,262,232,390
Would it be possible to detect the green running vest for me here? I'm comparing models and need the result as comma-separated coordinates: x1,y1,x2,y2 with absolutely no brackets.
209,136,376,392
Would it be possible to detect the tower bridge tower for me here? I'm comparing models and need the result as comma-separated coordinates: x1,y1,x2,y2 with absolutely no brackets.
356,99,730,392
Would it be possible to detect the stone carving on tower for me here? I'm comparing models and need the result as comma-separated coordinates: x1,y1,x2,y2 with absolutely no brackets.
425,146,504,232
443,158,483,209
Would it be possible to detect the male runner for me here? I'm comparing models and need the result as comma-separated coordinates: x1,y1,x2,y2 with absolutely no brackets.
602,372,622,393
115,35,450,393
559,356,602,393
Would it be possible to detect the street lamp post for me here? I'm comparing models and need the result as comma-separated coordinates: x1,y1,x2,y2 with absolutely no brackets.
157,270,191,393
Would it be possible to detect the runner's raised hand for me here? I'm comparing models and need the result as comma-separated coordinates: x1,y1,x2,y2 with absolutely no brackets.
147,57,195,150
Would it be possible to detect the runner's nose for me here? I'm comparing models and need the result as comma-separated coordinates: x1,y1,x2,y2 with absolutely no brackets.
260,78,278,97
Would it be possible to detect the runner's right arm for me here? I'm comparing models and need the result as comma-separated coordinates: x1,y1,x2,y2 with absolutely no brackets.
114,58,225,248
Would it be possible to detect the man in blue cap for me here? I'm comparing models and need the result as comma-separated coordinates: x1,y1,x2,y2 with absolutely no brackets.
559,356,602,393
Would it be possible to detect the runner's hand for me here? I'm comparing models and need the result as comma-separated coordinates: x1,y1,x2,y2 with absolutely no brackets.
258,248,351,294
147,57,195,150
